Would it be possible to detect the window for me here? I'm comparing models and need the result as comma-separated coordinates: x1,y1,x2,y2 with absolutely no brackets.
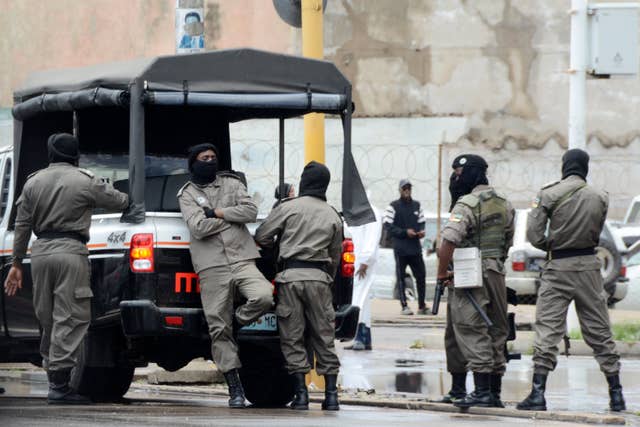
1,158,11,220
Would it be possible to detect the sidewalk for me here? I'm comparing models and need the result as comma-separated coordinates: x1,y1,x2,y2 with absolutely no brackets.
371,297,640,327
370,298,640,357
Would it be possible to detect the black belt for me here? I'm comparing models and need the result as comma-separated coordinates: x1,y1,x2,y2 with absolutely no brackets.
549,247,595,260
283,259,329,274
37,231,88,244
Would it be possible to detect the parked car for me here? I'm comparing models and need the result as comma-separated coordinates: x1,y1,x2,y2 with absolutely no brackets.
506,209,628,305
613,241,640,310
0,49,364,405
610,195,640,248
370,212,447,301
372,208,628,306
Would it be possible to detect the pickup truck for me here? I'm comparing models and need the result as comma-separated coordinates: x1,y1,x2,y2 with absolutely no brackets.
0,49,371,405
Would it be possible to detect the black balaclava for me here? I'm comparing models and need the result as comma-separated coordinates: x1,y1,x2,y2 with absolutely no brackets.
449,154,489,210
562,148,589,180
48,133,79,165
274,182,293,200
299,161,330,201
188,143,219,185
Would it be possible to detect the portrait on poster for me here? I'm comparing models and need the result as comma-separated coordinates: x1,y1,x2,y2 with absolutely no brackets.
176,7,205,53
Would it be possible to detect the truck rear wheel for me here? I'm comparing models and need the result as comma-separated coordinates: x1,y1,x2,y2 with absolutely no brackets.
238,338,295,407
71,327,134,402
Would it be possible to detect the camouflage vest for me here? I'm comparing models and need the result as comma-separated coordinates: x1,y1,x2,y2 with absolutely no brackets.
457,189,508,259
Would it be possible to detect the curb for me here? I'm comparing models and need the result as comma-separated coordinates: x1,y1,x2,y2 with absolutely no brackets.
127,383,626,425
420,331,640,358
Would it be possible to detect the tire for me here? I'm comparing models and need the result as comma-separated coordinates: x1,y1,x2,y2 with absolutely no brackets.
596,238,621,297
238,338,294,407
70,328,134,402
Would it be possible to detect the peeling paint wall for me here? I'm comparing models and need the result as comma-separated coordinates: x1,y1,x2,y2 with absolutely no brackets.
323,0,640,153
1,1,637,216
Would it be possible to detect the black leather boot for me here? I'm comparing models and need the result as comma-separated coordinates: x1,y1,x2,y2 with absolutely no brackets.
453,372,492,408
490,374,505,408
289,373,309,410
516,373,547,411
47,369,91,405
322,374,340,411
606,374,626,412
223,369,247,408
439,372,467,404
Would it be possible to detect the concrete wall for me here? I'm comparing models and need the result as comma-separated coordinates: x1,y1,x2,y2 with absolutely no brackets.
1,0,637,217
0,0,292,107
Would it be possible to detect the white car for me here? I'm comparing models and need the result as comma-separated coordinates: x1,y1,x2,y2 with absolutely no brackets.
614,241,640,310
507,209,629,305
610,195,640,249
371,208,629,306
370,212,447,300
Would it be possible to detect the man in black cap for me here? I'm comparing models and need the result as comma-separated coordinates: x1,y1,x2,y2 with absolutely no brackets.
437,154,514,408
255,161,343,411
4,133,129,404
383,179,428,315
177,143,273,408
517,149,625,412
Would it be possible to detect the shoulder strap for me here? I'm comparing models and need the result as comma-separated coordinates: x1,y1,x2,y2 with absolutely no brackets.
548,183,587,216
458,193,479,209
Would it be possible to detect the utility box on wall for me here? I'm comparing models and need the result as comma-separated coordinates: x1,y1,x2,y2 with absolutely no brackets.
588,3,639,76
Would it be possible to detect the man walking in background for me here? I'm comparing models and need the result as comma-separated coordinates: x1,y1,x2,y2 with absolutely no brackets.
384,179,428,315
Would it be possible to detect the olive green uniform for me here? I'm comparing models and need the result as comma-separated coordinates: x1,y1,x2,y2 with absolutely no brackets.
178,173,273,373
441,185,515,375
444,290,468,374
254,196,342,375
527,175,620,375
13,163,129,371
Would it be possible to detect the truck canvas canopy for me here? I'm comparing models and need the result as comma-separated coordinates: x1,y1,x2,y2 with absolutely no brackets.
11,48,374,226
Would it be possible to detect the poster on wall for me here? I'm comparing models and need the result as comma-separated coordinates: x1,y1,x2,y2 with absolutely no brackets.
176,0,205,54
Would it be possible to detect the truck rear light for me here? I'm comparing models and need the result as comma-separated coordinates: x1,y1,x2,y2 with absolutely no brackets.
130,233,154,273
164,316,183,327
341,238,355,278
512,251,526,272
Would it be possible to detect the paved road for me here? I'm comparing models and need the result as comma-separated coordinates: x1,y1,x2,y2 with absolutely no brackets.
0,391,598,427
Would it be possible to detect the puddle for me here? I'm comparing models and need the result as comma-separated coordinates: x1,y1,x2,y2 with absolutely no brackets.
338,343,640,413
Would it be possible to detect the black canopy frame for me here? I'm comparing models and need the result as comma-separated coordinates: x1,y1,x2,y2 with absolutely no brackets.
11,48,374,226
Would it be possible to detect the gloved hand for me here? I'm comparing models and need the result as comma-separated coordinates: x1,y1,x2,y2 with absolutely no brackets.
203,207,217,218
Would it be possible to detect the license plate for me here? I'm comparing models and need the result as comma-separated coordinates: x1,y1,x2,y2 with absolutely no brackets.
241,313,277,332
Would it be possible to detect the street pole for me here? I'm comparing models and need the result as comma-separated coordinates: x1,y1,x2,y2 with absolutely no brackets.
567,0,588,337
568,0,588,150
301,0,325,164
301,5,326,391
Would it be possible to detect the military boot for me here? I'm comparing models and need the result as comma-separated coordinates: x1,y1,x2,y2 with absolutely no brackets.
289,373,309,410
439,372,467,404
345,323,366,351
223,369,247,408
453,372,492,408
321,374,340,411
47,369,91,405
606,374,626,412
490,374,505,408
516,373,547,411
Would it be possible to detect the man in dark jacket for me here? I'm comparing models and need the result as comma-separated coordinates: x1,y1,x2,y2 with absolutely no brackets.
383,179,428,315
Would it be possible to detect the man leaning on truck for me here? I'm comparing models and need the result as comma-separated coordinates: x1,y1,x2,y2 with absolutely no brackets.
3,133,129,404
177,143,273,409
